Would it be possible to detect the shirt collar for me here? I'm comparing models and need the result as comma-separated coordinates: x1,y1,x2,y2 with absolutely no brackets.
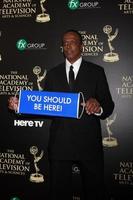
66,57,82,74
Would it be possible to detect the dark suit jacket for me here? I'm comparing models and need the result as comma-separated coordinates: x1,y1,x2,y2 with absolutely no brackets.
44,60,114,160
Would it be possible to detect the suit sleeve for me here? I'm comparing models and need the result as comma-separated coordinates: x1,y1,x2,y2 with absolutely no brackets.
44,70,53,91
96,68,114,120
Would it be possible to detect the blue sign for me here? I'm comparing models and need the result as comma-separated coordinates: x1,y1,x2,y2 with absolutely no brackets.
18,90,84,119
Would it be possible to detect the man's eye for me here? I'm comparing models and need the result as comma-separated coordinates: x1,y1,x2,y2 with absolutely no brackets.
63,42,68,46
63,41,77,46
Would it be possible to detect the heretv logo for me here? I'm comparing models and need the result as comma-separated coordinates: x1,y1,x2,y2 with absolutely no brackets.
68,0,80,10
14,120,44,128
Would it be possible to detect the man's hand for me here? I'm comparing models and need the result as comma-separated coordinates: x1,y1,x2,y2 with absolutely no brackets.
85,98,101,115
8,96,19,112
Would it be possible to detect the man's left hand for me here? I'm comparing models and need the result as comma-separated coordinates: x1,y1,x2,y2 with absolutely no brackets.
85,98,101,115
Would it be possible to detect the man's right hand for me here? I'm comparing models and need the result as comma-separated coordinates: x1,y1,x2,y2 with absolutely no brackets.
8,96,19,112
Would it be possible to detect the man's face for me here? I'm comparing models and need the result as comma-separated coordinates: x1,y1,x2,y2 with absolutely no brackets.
62,32,82,64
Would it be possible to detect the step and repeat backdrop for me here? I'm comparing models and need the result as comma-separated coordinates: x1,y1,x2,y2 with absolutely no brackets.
0,0,133,199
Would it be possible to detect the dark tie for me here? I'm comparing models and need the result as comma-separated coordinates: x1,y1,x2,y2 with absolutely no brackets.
69,65,75,90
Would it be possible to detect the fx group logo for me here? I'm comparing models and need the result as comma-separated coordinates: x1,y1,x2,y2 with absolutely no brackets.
16,39,46,51
16,39,27,51
68,0,80,10
68,0,101,10
10,197,20,200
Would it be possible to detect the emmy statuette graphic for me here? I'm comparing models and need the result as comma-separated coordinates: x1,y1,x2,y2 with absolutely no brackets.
102,113,118,147
30,146,44,183
103,25,119,62
33,66,47,91
36,0,50,23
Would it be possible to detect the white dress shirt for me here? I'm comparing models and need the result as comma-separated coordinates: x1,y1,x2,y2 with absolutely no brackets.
65,57,82,83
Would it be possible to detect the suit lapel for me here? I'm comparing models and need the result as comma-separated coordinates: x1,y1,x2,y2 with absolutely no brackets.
74,60,87,85
59,63,70,91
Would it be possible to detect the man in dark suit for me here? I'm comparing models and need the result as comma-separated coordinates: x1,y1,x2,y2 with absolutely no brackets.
8,29,114,200
44,30,114,200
